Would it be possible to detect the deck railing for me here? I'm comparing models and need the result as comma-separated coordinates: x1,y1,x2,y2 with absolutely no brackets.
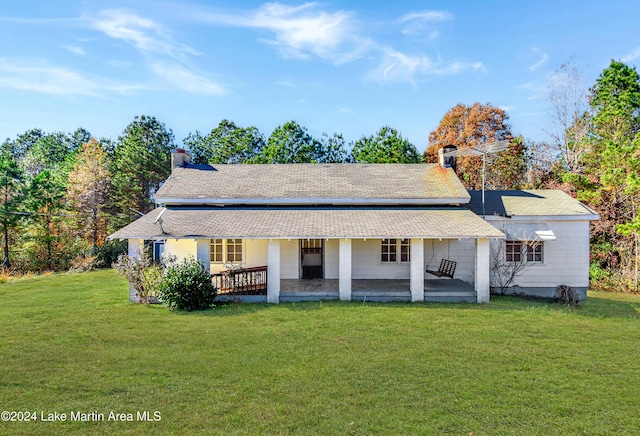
212,265,268,295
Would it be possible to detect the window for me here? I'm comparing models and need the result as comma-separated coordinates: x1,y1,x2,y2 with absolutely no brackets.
210,239,223,263
381,239,410,263
506,241,543,263
400,239,410,262
227,239,243,263
210,239,243,264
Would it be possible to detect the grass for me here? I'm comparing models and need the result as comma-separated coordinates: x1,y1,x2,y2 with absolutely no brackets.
1,270,639,435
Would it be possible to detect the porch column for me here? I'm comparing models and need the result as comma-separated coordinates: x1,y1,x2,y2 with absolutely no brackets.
195,239,210,265
475,238,490,303
267,240,281,304
410,238,424,302
128,238,143,259
339,238,352,301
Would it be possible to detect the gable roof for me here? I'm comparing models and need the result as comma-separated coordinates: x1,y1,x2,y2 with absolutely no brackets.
154,164,470,206
108,206,505,240
468,190,599,219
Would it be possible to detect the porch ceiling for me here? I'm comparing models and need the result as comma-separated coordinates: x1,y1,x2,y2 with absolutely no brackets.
109,206,505,240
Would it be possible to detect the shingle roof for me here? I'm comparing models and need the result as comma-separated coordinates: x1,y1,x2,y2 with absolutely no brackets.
468,190,599,218
154,164,470,205
109,206,505,240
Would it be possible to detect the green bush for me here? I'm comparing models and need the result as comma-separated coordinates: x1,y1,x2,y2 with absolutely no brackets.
158,257,217,311
113,252,162,304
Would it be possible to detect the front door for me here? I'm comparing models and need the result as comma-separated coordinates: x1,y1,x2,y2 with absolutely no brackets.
301,239,323,279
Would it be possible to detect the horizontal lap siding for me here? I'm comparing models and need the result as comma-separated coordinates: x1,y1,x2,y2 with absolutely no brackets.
490,220,591,288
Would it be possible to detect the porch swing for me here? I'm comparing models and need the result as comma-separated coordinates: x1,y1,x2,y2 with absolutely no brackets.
425,239,457,279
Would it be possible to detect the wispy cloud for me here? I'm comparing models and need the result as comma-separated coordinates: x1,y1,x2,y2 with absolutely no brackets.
63,45,85,55
622,47,640,63
89,9,199,60
150,63,228,96
195,2,370,64
367,48,483,85
397,10,453,38
0,57,138,96
529,48,549,71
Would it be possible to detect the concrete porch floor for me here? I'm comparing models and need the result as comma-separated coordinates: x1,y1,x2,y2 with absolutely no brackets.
279,279,476,303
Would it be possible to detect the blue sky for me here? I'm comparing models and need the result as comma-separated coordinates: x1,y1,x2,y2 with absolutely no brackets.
1,1,639,153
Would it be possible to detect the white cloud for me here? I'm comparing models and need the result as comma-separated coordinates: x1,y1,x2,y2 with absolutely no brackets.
397,10,453,37
63,45,85,55
529,48,549,71
367,48,483,85
89,9,198,60
150,63,228,96
197,2,370,64
0,57,138,96
622,47,640,63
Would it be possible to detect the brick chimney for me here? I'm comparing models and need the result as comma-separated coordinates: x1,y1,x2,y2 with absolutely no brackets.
171,148,191,172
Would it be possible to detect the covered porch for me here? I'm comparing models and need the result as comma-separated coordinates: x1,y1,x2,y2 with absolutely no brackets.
112,206,504,304
279,278,476,303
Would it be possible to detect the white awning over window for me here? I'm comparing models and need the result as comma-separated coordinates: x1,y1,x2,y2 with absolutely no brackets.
503,223,556,241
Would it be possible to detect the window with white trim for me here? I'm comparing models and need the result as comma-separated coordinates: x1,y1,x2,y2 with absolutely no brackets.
381,239,411,263
506,241,543,263
210,239,243,263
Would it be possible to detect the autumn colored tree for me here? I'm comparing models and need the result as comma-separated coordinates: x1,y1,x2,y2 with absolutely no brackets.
424,103,524,189
66,139,111,255
352,126,420,163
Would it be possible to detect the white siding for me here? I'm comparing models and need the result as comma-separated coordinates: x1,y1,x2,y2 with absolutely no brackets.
489,220,591,289
424,239,476,284
280,239,299,279
325,239,339,279
352,239,410,279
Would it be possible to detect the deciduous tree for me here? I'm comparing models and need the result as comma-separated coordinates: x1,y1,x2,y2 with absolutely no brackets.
424,103,522,189
66,139,111,255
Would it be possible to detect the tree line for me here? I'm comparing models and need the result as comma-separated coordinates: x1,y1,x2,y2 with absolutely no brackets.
1,59,638,294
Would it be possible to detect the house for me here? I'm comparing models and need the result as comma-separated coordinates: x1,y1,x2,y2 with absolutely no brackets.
468,190,599,299
109,149,598,303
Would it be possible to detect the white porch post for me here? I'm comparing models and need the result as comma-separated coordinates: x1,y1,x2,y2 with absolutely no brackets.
475,238,490,303
410,238,424,302
128,238,143,259
267,240,281,304
339,238,352,301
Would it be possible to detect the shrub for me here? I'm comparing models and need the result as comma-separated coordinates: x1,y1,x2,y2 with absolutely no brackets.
113,252,162,304
69,255,98,273
158,257,217,311
97,239,128,268
555,284,580,306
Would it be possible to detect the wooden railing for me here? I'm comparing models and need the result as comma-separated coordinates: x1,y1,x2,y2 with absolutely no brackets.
212,265,268,295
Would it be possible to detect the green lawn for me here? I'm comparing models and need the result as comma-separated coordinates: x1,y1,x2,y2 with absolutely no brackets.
1,270,639,435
